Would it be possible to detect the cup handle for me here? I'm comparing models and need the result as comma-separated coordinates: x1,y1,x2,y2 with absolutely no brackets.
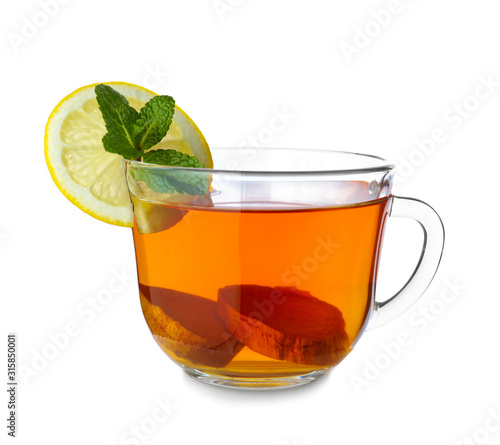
368,196,445,329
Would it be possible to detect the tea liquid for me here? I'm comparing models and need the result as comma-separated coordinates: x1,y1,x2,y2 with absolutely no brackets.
133,197,392,377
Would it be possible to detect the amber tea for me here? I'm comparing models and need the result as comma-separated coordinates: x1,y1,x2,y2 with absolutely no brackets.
133,197,392,380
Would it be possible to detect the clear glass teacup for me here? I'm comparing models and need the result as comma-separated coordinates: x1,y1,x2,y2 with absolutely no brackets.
124,148,444,390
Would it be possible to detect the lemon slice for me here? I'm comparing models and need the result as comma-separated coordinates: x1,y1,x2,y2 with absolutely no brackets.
45,82,212,227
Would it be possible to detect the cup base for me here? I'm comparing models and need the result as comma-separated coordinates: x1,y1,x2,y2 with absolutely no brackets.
183,366,328,390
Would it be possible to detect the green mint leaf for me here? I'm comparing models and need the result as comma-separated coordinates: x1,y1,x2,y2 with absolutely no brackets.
135,169,210,196
95,84,142,160
134,95,175,151
135,149,209,195
143,149,204,168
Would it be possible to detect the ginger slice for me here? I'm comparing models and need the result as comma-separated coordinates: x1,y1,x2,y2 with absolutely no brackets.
217,285,349,366
140,284,243,368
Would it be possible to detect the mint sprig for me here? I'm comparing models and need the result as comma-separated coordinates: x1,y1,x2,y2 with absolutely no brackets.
95,84,209,195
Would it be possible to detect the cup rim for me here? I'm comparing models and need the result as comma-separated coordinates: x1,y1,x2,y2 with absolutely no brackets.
124,147,395,176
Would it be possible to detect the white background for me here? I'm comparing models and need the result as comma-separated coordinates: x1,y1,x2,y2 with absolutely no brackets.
2,1,500,444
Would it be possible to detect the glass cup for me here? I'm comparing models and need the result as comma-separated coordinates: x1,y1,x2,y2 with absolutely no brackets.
124,148,444,390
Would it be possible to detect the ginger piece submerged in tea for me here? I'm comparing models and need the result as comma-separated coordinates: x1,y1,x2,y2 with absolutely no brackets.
139,284,243,368
217,285,349,366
